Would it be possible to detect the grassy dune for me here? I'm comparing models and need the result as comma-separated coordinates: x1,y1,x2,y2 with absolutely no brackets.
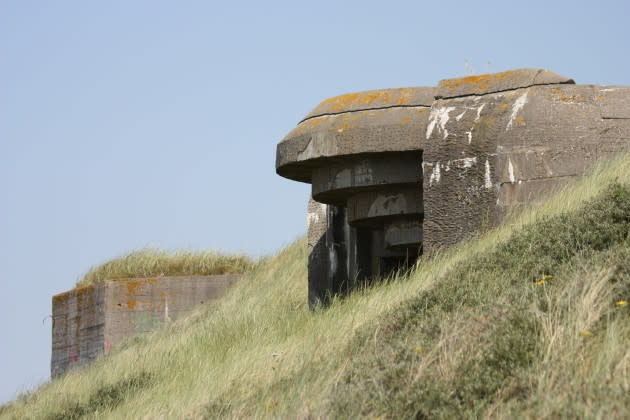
75,249,256,288
1,154,629,419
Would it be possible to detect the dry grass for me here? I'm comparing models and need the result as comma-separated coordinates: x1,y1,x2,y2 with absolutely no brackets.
330,189,629,418
75,248,256,288
1,153,628,419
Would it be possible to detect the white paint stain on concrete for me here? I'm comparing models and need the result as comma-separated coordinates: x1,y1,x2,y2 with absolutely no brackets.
426,106,455,139
507,92,528,130
429,162,441,186
508,158,516,183
443,157,477,170
307,201,327,230
329,246,337,279
461,157,477,168
475,104,486,122
328,206,338,278
164,297,171,323
484,159,492,189
455,104,484,144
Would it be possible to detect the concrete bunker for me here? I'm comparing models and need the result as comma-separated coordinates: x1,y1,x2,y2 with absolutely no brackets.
277,87,436,305
49,68,630,376
51,274,241,377
276,68,630,307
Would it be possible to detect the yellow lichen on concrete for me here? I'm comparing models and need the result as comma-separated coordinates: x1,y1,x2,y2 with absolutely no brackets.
307,118,327,127
289,112,357,136
439,70,519,94
314,87,416,113
399,116,412,125
546,88,585,104
53,284,96,304
288,111,367,136
122,278,158,297
328,121,358,133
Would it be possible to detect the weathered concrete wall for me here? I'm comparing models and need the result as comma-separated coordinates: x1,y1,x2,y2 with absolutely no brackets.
422,72,630,252
51,283,106,378
278,87,436,306
276,68,630,307
52,274,241,377
307,197,336,306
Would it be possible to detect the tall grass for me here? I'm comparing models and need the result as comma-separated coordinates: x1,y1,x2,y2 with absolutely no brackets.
75,249,256,288
1,153,628,419
329,182,629,418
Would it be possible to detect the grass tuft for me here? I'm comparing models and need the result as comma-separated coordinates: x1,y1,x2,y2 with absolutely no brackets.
44,372,153,420
75,248,256,288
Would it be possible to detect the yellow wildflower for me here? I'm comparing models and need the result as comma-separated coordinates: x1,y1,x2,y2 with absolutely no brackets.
414,346,423,352
534,280,545,286
579,330,592,337
615,300,628,306
541,275,554,280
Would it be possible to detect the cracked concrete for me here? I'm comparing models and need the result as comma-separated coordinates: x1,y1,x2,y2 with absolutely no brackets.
435,68,574,99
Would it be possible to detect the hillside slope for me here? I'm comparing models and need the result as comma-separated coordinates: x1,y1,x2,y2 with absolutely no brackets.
1,154,629,419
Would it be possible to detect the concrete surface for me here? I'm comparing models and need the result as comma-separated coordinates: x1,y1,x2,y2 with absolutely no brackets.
277,68,630,307
51,274,241,377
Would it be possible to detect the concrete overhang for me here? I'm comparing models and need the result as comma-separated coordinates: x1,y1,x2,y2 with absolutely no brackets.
276,87,437,183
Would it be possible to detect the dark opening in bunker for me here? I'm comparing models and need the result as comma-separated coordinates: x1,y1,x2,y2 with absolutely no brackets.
307,151,424,307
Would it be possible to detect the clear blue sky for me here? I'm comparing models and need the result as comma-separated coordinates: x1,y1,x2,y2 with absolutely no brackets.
1,0,629,404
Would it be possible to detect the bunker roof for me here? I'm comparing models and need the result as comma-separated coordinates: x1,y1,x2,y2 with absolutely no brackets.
302,87,437,121
436,68,574,99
